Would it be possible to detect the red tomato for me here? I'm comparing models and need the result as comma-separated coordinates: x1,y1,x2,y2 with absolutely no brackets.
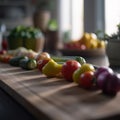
79,71,94,88
37,59,50,71
62,60,81,81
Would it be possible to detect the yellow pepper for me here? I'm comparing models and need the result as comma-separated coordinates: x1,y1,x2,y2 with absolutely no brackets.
42,59,62,77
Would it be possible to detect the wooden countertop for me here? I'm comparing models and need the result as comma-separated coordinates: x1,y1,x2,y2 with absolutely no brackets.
0,62,120,120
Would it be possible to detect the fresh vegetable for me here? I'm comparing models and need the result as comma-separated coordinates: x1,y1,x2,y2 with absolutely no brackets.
36,52,51,71
61,60,81,81
73,63,95,83
103,73,120,95
75,56,86,65
19,57,29,69
42,59,62,77
37,59,51,71
95,66,113,78
95,66,114,89
19,58,37,70
9,56,27,66
96,71,120,95
79,71,95,88
96,72,109,90
35,52,51,62
52,56,86,65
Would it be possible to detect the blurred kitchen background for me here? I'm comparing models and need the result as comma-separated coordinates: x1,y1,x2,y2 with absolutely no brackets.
0,0,120,53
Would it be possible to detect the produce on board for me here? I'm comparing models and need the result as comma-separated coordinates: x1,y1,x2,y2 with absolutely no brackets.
0,47,120,96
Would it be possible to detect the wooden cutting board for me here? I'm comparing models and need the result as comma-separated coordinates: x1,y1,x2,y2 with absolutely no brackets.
0,63,120,120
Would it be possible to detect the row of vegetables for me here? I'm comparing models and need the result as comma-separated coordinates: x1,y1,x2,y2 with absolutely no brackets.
0,49,120,96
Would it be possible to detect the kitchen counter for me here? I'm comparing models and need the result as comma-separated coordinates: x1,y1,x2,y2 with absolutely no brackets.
0,56,120,120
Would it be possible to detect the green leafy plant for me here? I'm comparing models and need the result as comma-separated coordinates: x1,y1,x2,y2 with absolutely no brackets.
95,24,120,41
104,23,120,41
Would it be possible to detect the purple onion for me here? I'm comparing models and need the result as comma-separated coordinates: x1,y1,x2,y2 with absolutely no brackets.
95,66,113,79
103,73,120,95
96,71,109,89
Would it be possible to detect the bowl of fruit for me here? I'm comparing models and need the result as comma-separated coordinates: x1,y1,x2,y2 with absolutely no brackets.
60,33,106,57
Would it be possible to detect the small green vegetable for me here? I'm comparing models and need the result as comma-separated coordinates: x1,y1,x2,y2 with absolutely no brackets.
51,56,86,65
9,56,27,67
19,58,37,70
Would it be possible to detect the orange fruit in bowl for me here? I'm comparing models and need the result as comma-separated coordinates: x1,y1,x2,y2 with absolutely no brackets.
89,39,98,49
89,33,97,39
97,40,106,48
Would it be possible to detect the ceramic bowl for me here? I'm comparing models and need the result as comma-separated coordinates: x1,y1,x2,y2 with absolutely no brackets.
59,48,106,57
106,40,120,66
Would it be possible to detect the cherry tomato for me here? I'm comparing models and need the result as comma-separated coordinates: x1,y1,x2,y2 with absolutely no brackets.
73,63,95,83
62,60,81,81
79,71,94,88
37,59,50,71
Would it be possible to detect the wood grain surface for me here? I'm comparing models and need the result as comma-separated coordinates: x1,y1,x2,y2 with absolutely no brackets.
0,63,120,120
